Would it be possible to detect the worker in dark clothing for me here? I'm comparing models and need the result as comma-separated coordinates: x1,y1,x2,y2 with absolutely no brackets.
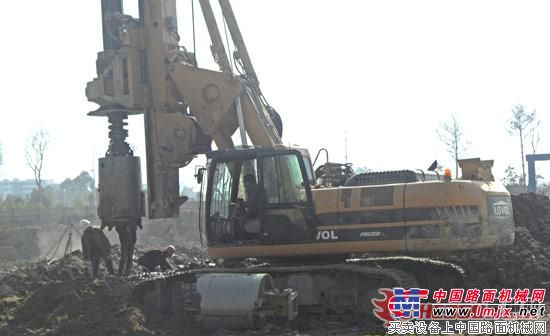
137,245,176,272
116,219,140,276
81,224,114,278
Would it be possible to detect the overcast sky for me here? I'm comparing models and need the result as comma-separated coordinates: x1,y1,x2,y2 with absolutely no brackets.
1,0,549,187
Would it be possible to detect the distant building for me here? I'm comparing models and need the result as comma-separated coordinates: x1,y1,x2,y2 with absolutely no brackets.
0,179,53,199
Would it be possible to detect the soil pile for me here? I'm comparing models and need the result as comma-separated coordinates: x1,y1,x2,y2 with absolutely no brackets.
0,250,197,336
445,193,550,290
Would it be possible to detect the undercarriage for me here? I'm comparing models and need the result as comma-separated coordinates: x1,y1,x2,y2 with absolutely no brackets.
132,256,463,330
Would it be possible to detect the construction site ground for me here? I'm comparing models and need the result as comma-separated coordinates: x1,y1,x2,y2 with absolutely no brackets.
1,193,549,335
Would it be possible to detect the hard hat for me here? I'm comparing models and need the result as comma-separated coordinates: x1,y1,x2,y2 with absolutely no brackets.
79,219,91,226
164,245,176,256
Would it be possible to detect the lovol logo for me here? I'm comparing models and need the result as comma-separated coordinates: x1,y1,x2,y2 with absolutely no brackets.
316,230,339,240
492,201,512,216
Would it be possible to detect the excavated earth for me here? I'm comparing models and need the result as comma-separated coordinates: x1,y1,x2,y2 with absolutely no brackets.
442,193,550,290
1,193,549,335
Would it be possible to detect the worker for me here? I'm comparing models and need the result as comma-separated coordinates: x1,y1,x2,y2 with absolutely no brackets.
80,220,114,278
115,218,141,276
137,245,176,272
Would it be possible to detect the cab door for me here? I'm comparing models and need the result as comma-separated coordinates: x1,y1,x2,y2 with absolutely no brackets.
257,151,315,243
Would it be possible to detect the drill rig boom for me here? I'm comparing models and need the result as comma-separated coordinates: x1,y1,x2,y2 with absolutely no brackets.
87,0,283,221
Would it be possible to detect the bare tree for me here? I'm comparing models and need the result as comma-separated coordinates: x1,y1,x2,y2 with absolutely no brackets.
25,129,49,192
529,119,541,155
508,105,536,187
437,114,469,178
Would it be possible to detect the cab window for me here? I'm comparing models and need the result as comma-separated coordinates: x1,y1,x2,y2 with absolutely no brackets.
209,161,234,218
262,154,307,205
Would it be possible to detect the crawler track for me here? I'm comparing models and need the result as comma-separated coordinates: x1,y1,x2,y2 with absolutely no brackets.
132,256,463,320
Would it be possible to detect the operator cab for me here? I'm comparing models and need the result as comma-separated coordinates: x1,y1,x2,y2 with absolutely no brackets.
204,147,316,246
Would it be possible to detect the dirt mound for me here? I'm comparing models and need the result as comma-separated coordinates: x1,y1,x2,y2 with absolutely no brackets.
511,193,550,243
444,193,550,290
0,251,198,336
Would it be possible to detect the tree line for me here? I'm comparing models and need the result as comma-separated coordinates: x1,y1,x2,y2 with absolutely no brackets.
4,105,547,210
437,104,547,193
0,171,96,210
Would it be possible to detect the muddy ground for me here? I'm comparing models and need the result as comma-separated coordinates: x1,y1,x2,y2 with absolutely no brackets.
443,193,550,290
1,193,549,335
